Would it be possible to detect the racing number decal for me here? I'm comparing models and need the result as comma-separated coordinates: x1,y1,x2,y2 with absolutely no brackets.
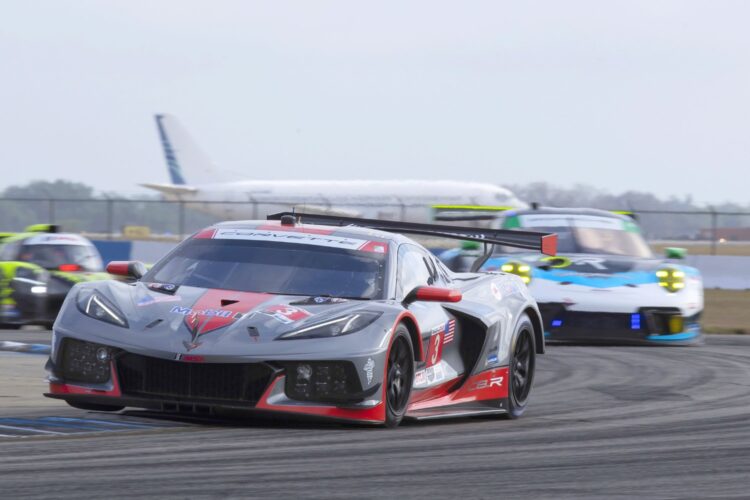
426,332,443,367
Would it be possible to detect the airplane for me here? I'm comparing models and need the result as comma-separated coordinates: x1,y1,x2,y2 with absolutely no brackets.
141,114,525,223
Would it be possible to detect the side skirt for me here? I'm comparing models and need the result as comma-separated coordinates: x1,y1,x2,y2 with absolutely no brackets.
407,399,507,420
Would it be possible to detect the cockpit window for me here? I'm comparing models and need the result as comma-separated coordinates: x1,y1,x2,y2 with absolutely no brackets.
18,244,103,271
145,239,388,300
500,214,652,258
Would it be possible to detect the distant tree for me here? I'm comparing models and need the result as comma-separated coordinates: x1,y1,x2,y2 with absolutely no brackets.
3,180,95,200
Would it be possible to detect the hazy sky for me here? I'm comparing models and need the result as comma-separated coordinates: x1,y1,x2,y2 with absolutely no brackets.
1,0,748,203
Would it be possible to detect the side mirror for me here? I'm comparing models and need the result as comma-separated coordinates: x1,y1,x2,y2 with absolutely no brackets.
106,261,147,280
405,286,462,304
664,247,687,259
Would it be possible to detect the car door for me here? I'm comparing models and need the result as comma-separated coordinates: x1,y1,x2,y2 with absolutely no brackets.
396,244,458,388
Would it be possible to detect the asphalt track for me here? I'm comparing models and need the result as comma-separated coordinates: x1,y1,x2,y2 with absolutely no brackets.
2,330,750,499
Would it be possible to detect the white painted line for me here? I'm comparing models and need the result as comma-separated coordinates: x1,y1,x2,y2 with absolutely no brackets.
0,423,66,435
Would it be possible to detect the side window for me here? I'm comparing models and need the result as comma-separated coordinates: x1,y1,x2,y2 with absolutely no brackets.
397,245,434,298
0,240,22,261
434,258,453,285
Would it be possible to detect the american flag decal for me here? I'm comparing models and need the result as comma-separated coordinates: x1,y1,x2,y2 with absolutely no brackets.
443,319,456,344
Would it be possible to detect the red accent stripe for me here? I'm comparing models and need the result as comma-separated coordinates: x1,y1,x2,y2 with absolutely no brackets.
106,261,131,276
49,363,122,397
392,311,423,362
193,228,217,239
541,234,557,256
357,240,389,254
407,367,509,412
255,375,386,422
185,290,271,336
409,377,460,404
415,287,462,303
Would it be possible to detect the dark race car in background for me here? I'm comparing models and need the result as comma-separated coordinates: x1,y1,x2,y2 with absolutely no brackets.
45,213,557,427
0,225,109,328
440,208,703,345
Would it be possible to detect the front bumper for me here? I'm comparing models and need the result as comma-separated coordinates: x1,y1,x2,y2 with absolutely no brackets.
45,338,387,424
538,303,702,345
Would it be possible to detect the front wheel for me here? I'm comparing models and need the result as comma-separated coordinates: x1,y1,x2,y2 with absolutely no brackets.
384,325,414,428
506,314,536,419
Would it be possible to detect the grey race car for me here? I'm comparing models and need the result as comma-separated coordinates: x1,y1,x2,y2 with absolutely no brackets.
45,213,557,427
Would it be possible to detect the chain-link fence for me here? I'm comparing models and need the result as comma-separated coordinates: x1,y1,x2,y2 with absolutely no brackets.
2,196,750,254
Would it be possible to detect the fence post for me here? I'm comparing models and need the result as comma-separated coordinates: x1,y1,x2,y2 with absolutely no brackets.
48,199,55,223
106,198,114,240
178,201,185,240
710,207,717,256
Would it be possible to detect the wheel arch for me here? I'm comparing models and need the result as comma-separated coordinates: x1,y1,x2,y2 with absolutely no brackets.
523,306,545,354
395,313,423,363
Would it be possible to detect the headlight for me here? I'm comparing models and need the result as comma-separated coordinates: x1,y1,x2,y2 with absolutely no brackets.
76,289,129,328
656,267,685,293
500,261,532,284
278,311,382,340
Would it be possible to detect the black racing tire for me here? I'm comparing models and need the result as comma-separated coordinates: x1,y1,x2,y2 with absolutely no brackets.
506,313,536,419
384,324,415,428
66,400,125,412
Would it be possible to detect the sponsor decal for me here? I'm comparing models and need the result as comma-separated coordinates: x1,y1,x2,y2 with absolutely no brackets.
490,282,503,301
172,305,242,319
500,280,521,296
147,282,178,294
486,353,499,366
211,228,370,251
363,357,375,385
519,214,623,230
469,375,504,392
175,354,205,362
137,294,182,307
289,296,349,306
177,290,271,351
259,305,311,324
443,319,456,344
414,363,447,387
25,234,87,246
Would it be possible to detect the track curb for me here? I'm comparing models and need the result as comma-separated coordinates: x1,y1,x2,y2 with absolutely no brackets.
0,341,51,355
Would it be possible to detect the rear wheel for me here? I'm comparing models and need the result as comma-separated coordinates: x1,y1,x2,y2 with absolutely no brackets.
384,325,414,428
66,401,124,412
507,314,536,419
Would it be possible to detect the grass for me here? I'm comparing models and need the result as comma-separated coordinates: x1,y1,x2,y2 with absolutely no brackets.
703,289,750,334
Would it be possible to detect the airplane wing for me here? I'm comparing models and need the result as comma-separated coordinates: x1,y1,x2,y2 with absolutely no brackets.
140,183,199,197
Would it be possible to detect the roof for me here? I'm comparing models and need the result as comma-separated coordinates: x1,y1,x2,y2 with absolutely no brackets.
212,220,404,242
505,207,631,222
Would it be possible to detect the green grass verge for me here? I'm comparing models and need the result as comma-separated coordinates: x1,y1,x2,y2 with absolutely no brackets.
703,289,750,334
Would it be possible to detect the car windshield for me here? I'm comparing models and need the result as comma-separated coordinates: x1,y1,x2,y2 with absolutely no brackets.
144,239,388,299
18,244,103,271
500,214,653,258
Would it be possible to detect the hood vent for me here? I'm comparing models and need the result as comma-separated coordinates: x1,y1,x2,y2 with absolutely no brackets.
247,326,260,341
145,319,164,329
221,299,239,307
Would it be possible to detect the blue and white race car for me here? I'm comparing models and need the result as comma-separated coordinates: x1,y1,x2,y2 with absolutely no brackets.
440,208,703,345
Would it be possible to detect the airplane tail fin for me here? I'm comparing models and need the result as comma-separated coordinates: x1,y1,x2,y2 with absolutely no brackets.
154,114,229,186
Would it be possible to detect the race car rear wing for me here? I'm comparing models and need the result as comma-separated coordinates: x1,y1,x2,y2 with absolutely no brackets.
267,211,557,256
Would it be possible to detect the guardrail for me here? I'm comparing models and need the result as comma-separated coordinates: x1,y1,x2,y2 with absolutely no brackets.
1,196,750,254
